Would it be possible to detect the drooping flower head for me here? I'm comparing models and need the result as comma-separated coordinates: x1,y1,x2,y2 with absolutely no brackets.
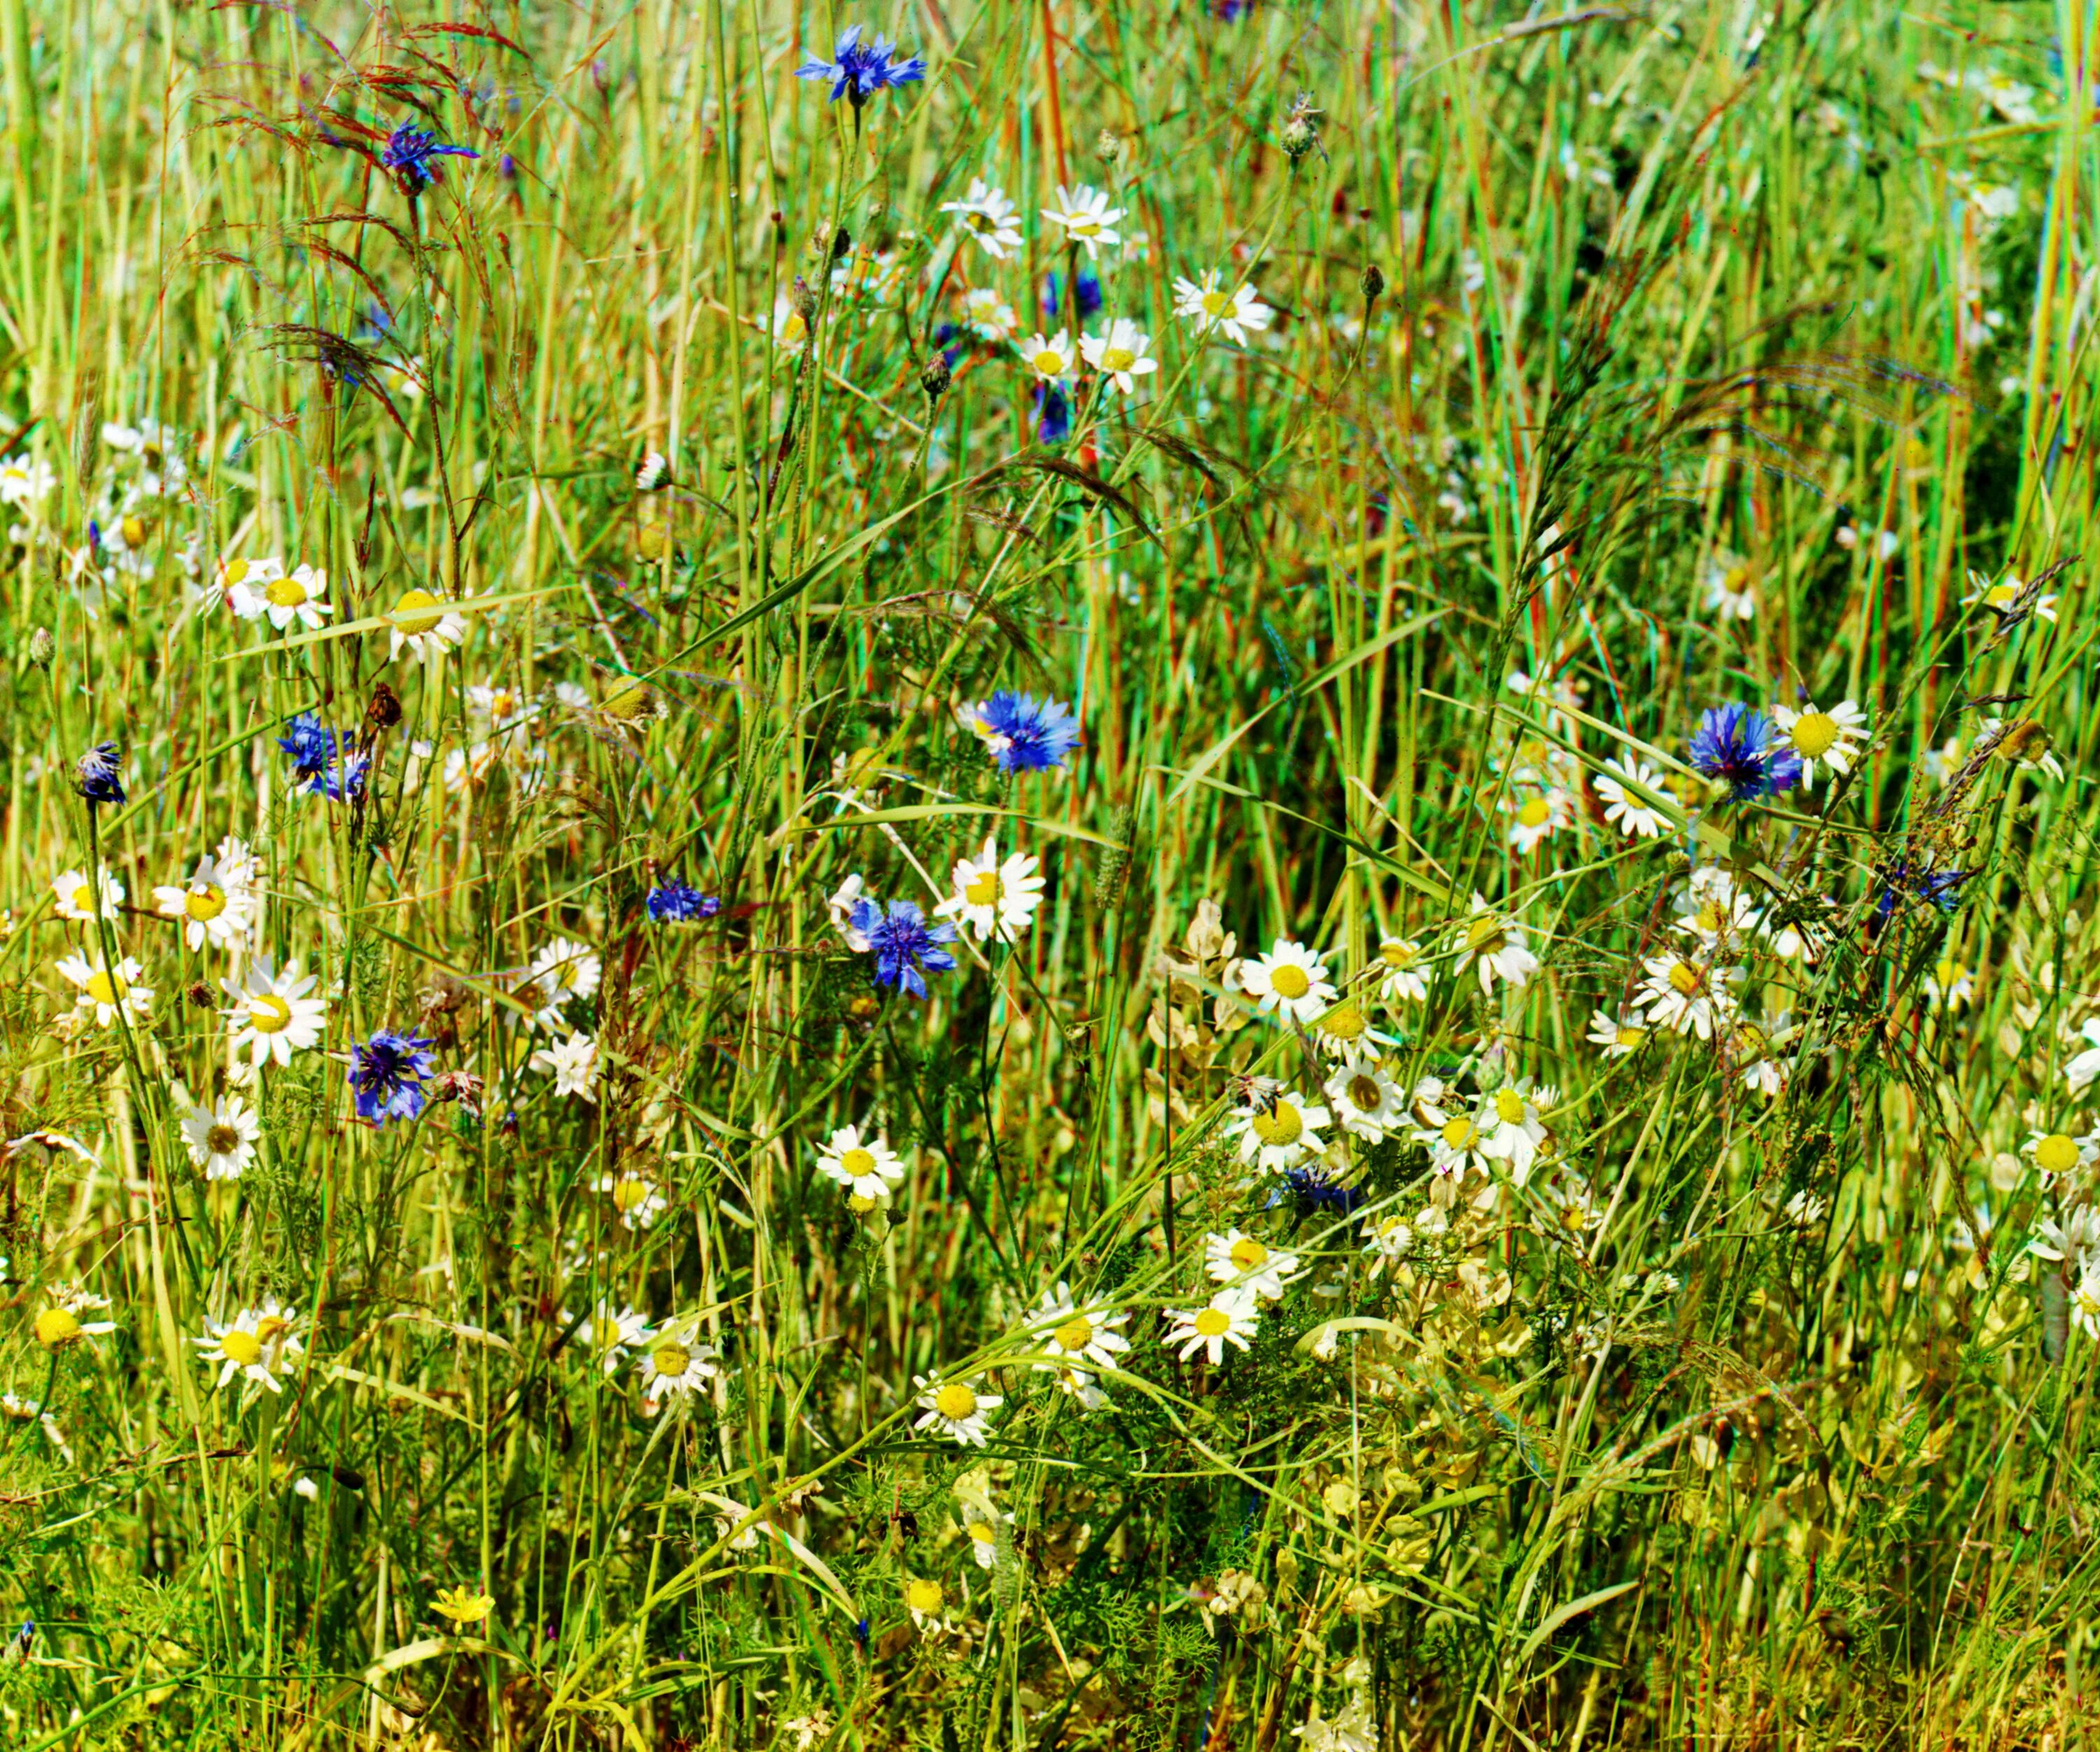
970,692,1082,773
646,881,722,924
346,1029,439,1126
849,899,958,998
75,742,125,807
380,124,478,196
1688,703,1801,801
794,24,926,107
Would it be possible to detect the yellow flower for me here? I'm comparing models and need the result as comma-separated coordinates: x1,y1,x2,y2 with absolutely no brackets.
431,1585,495,1627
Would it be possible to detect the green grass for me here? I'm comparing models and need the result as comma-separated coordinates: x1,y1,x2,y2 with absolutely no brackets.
0,0,2097,1746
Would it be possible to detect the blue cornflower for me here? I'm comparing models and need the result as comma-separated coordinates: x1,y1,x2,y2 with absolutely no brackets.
380,123,478,196
75,742,125,807
1270,1166,1367,1223
972,691,1082,773
646,881,722,923
346,1029,439,1126
794,24,926,107
1688,703,1801,801
277,712,367,801
1042,268,1103,323
850,898,958,998
1034,385,1070,445
1874,859,1971,927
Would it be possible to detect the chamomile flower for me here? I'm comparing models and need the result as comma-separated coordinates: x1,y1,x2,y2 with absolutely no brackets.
1080,318,1158,395
2064,1018,2100,1092
1040,183,1125,258
2072,1261,2100,1340
595,1172,669,1231
584,1301,653,1374
223,958,327,1070
816,1124,906,1200
962,1508,1011,1569
1228,1088,1331,1172
939,178,1025,259
51,865,122,923
1029,1284,1131,1373
1172,272,1274,346
1592,759,1670,838
1476,1083,1548,1184
1310,1000,1396,1065
152,853,253,951
2024,1128,2100,1184
193,1300,304,1393
1017,330,1079,384
1203,1230,1300,1301
1925,958,1975,1012
1770,699,1867,789
1374,937,1429,1003
31,1285,116,1351
1732,1021,1788,1098
386,588,467,661
212,554,283,606
637,1319,720,1399
57,953,152,1028
1452,897,1539,995
1963,569,2057,624
1237,939,1336,1023
1414,1103,1493,1181
526,937,602,1025
932,836,1045,944
1362,1212,1414,1277
1506,787,1574,855
1702,552,1756,620
960,286,1018,343
231,562,332,631
180,1096,260,1181
1323,1063,1407,1142
529,1032,599,1100
903,1577,953,1634
0,453,55,508
1163,1290,1260,1365
1636,952,1735,1040
1538,1175,1604,1240
1586,1008,1647,1058
913,1373,1002,1446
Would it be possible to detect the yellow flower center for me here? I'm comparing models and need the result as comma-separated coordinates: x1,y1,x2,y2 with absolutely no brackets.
2036,1134,2082,1176
255,1315,290,1345
85,971,122,1007
602,683,651,722
905,1578,944,1614
1441,1116,1476,1150
70,884,94,914
967,1519,995,1544
592,1316,625,1350
247,993,294,1034
840,1147,876,1179
186,885,227,922
1201,289,1232,318
1347,1073,1382,1110
1494,1089,1527,1125
1032,349,1065,376
1100,346,1136,372
122,514,151,547
1380,941,1417,969
1562,1203,1588,1233
219,1328,262,1367
612,1177,652,1212
966,211,996,234
1250,1103,1303,1146
206,1123,242,1155
1516,797,1551,829
264,577,309,608
934,1382,979,1421
1229,1238,1268,1270
1322,1004,1365,1039
652,1343,692,1379
1986,582,2019,608
1194,1307,1232,1337
965,870,1002,907
1068,217,1101,237
34,1308,80,1347
1935,959,1963,989
1054,1316,1094,1352
223,558,250,585
1466,915,1507,956
1269,964,1311,1000
1695,902,1724,934
1615,1025,1645,1049
848,1193,878,1214
1667,962,1702,997
1791,711,1840,759
391,589,447,635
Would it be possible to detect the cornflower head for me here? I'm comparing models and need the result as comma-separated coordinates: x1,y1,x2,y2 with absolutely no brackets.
646,881,721,923
380,124,478,196
968,691,1082,772
346,1029,439,1126
794,24,926,106
74,742,125,807
1689,704,1801,801
849,899,958,999
277,712,366,800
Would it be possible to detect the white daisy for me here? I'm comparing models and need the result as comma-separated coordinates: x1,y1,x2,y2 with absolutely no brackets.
1924,958,1974,1013
1374,937,1429,1003
1635,952,1735,1040
1732,1021,1786,1098
1770,699,1867,790
1016,330,1079,384
51,865,122,923
932,836,1045,944
1171,272,1274,346
913,1373,1002,1446
222,958,327,1070
1585,1008,1648,1058
1592,759,1670,838
959,286,1018,344
1506,787,1574,855
1452,897,1539,995
530,1032,599,1101
815,1124,907,1200
637,1318,720,1400
1079,318,1157,394
1323,1063,1407,1142
1476,1083,1548,1184
1203,1230,1300,1301
526,937,602,1026
56,953,153,1028
1236,939,1335,1023
1414,1102,1493,1182
1028,1282,1131,1373
0,453,57,508
594,1171,668,1230
582,1301,653,1375
31,1284,117,1351
1702,552,1756,620
1310,1001,1398,1067
1228,1089,1331,1172
213,554,284,608
386,589,468,661
2024,1128,2100,1185
231,562,332,632
180,1096,260,1181
939,178,1026,259
1040,183,1125,258
1362,1212,1414,1277
1963,569,2057,624
1163,1290,1260,1366
193,1299,303,1394
152,853,254,951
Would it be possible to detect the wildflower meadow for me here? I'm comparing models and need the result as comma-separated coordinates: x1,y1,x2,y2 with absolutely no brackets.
3,0,2100,1744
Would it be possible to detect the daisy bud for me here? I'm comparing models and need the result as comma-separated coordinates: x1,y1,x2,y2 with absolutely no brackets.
920,353,952,403
28,626,53,671
1360,262,1385,304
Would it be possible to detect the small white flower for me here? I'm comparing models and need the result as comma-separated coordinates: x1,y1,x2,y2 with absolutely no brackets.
1203,1230,1300,1301
1080,318,1158,394
932,836,1045,944
181,1096,260,1181
1172,271,1273,346
815,1124,906,1200
1028,1283,1131,1374
51,865,123,923
1963,569,2057,625
231,562,333,632
222,958,327,1070
827,874,872,950
1476,1083,1548,1185
1228,1090,1331,1172
582,1301,654,1374
2064,1018,2100,1092
1770,699,1867,790
1505,787,1574,855
0,453,56,509
530,1032,599,1101
386,589,468,661
1163,1291,1260,1365
1040,183,1125,258
2024,1128,2100,1184
152,853,255,951
637,1317,720,1399
1373,937,1428,1003
193,1299,303,1394
57,953,153,1028
1592,759,1670,838
1924,958,1974,1013
913,1373,1003,1446
1702,552,1756,620
594,1172,668,1230
1585,1008,1648,1058
959,286,1018,343
1016,330,1079,384
1452,897,1538,995
526,937,602,1027
1324,1063,1407,1142
1636,952,1736,1040
940,178,1026,259
1236,939,1335,1023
